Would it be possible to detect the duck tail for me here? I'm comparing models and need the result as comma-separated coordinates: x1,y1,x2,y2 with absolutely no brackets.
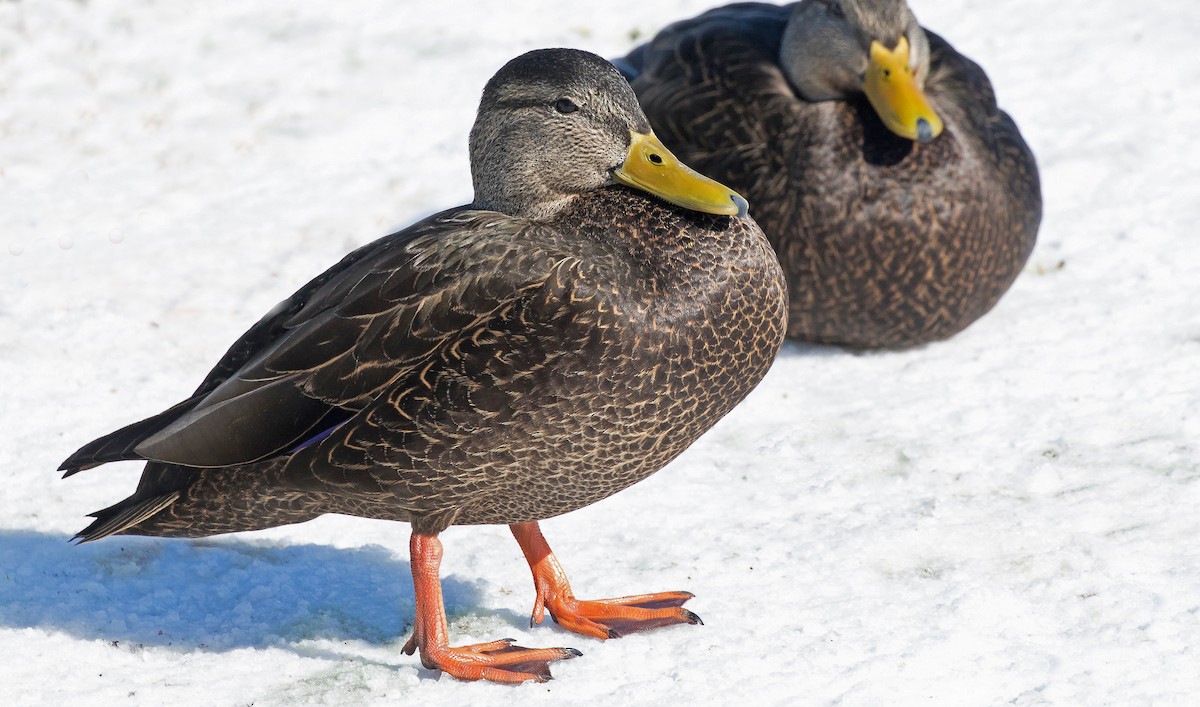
72,490,182,544
59,393,205,477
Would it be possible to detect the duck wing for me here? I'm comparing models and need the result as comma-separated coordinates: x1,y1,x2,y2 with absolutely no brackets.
617,3,791,81
60,207,560,474
924,31,1041,225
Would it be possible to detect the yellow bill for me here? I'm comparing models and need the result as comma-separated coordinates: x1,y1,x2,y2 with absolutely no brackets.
863,36,944,143
613,131,748,216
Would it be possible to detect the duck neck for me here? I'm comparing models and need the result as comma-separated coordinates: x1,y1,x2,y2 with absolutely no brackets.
468,116,583,222
470,183,577,222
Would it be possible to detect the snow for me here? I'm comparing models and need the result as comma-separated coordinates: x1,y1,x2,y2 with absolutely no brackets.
2,0,1198,704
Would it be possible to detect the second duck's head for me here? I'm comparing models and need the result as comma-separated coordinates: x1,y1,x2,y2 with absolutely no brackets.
469,48,747,220
781,0,944,142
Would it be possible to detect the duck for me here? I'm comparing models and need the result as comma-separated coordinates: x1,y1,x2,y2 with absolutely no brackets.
618,0,1041,349
59,48,787,684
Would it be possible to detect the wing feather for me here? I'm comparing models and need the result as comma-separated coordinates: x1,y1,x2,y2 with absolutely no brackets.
64,208,570,472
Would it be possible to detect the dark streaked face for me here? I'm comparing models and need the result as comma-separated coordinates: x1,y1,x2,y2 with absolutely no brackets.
781,0,942,142
474,49,651,198
469,49,745,219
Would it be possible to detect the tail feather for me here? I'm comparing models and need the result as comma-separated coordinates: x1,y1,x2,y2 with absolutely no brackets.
60,393,204,476
73,491,182,543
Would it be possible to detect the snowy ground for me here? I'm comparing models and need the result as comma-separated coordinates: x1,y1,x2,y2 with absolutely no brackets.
2,0,1198,705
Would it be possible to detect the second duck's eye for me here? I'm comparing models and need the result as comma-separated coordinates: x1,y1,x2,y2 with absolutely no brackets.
554,98,580,114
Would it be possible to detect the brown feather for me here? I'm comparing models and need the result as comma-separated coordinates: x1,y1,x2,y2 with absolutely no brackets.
61,49,787,545
624,2,1041,348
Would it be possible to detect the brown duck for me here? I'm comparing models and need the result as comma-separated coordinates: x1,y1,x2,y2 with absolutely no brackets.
619,0,1041,348
60,48,787,683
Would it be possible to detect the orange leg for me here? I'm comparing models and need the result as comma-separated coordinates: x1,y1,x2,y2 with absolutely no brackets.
510,521,702,640
401,532,581,683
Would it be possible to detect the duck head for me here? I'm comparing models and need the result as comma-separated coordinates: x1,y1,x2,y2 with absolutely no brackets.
469,48,747,220
781,0,943,142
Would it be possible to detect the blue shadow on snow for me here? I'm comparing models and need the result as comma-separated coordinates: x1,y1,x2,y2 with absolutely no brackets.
0,529,489,653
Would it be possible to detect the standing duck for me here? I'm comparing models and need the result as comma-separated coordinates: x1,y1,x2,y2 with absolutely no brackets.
59,48,787,683
619,0,1041,348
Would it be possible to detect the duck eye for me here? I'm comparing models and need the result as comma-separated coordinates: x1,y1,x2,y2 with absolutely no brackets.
828,0,844,18
554,98,580,114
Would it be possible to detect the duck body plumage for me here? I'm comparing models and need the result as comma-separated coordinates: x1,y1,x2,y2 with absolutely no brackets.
621,2,1041,348
64,186,786,539
61,46,788,683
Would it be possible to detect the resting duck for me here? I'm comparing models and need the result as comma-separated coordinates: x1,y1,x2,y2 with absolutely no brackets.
620,0,1041,348
60,48,787,683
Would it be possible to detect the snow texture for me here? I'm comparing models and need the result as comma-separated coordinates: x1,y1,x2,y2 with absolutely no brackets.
2,0,1198,705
